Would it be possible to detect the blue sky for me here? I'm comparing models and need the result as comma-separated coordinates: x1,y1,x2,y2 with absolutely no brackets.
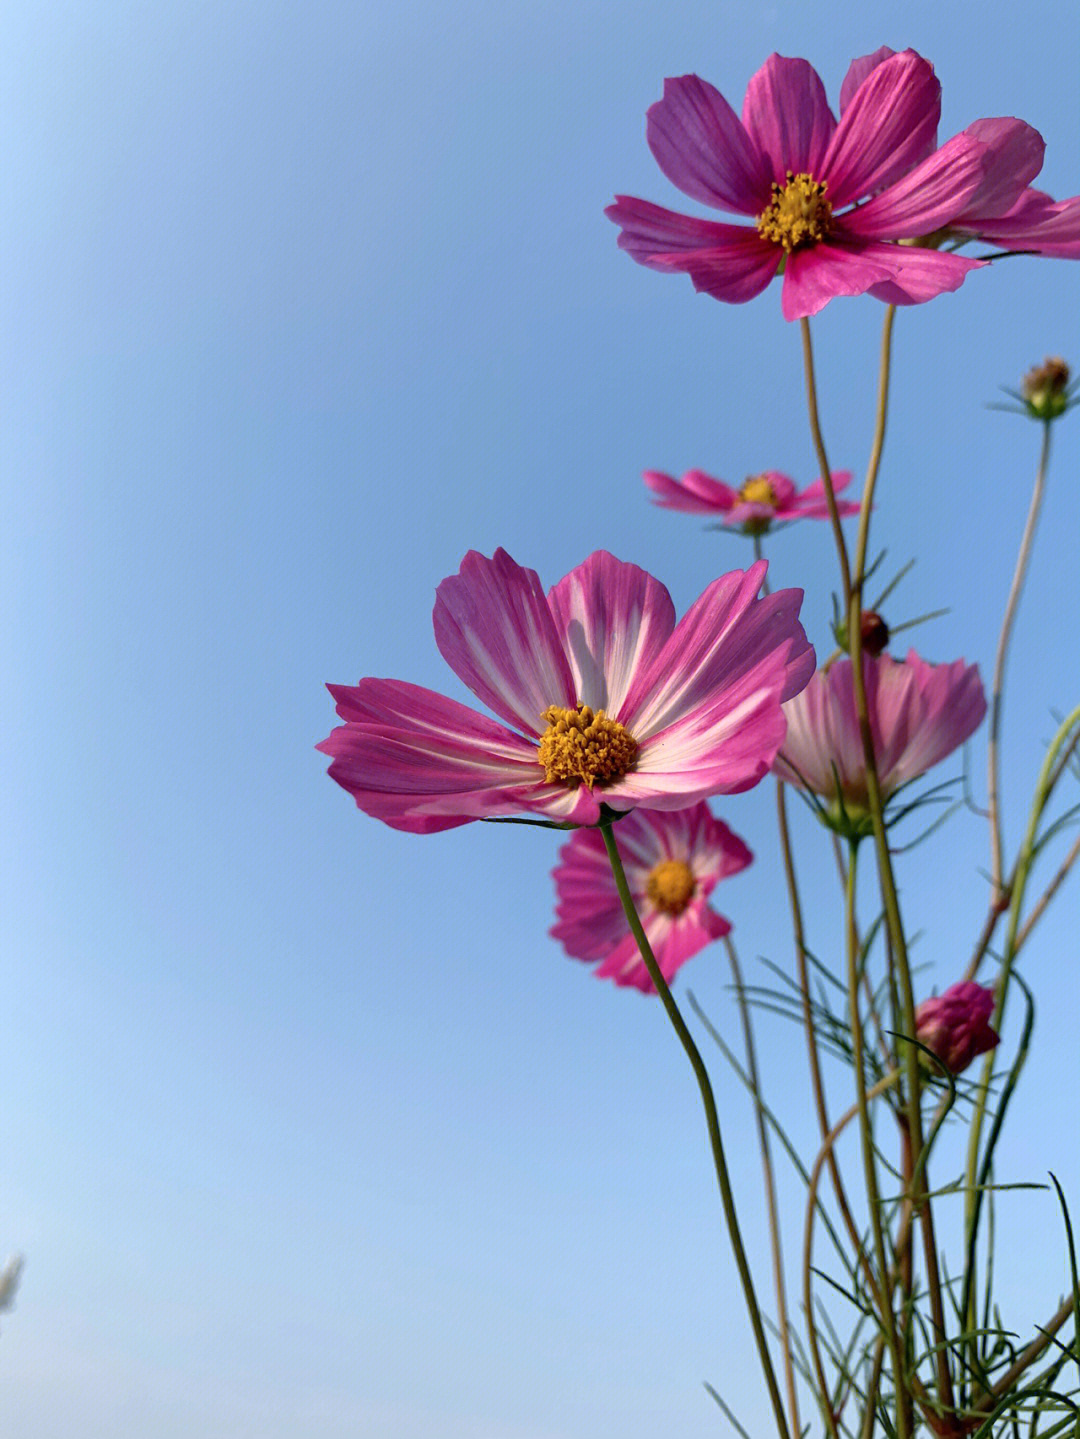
2,3,1078,1436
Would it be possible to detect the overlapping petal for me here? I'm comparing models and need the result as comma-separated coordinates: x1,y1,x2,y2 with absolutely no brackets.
821,51,941,208
837,134,988,239
964,188,1080,257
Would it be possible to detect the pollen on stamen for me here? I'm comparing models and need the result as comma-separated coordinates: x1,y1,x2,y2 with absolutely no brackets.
737,474,779,508
537,703,638,788
756,172,833,253
646,858,696,916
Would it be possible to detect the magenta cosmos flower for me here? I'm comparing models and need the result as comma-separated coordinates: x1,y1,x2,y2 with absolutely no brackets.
915,982,999,1075
550,804,752,992
319,550,814,832
607,49,995,319
772,650,986,824
644,467,859,534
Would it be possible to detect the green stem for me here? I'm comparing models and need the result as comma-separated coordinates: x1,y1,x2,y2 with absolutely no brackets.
725,935,802,1439
598,822,791,1439
987,420,1053,899
963,702,1080,1336
800,316,853,601
776,781,881,1300
803,1067,903,1439
846,844,908,1438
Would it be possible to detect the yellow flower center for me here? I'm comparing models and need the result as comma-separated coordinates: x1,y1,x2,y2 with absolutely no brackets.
756,172,833,252
646,858,696,915
537,703,638,789
736,474,779,508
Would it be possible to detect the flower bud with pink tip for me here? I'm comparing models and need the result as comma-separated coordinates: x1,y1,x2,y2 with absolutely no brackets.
914,982,999,1074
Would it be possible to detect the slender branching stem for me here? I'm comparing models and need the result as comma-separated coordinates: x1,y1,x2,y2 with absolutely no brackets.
1015,830,1080,951
971,1295,1077,1416
725,934,801,1439
776,780,880,1299
964,702,1080,1330
800,316,853,600
804,1070,902,1439
598,822,792,1439
988,420,1053,899
860,1338,887,1439
847,845,908,1438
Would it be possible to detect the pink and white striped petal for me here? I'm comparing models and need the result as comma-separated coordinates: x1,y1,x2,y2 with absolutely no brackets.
546,551,676,720
433,549,575,738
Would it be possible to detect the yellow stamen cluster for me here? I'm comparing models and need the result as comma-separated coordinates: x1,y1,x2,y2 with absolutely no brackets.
537,703,638,788
756,172,832,252
646,858,696,916
737,474,779,509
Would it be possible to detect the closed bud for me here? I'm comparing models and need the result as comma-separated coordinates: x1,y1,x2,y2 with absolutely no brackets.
914,981,999,1074
860,610,890,657
1022,356,1071,420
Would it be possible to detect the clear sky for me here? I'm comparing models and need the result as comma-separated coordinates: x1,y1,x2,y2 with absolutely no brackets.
2,3,1078,1436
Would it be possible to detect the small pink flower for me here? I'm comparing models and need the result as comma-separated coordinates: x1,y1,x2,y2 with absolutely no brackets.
915,982,999,1074
644,467,860,534
550,804,752,992
772,651,987,818
607,49,991,320
320,550,814,832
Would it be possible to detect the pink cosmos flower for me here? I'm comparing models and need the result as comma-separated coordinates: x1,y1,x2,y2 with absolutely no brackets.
644,467,860,533
550,804,752,992
320,549,814,833
607,49,991,320
915,982,999,1075
772,650,987,818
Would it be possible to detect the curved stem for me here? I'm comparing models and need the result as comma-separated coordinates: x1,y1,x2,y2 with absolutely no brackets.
1015,829,1080,950
987,420,1053,899
598,822,791,1439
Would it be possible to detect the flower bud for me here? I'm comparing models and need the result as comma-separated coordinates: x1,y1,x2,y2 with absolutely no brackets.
860,610,890,657
1022,356,1071,420
914,981,999,1074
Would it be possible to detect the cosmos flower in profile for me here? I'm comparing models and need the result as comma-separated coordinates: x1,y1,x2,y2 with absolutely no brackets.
644,467,859,534
319,549,814,832
550,804,752,992
607,49,992,319
772,651,987,825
